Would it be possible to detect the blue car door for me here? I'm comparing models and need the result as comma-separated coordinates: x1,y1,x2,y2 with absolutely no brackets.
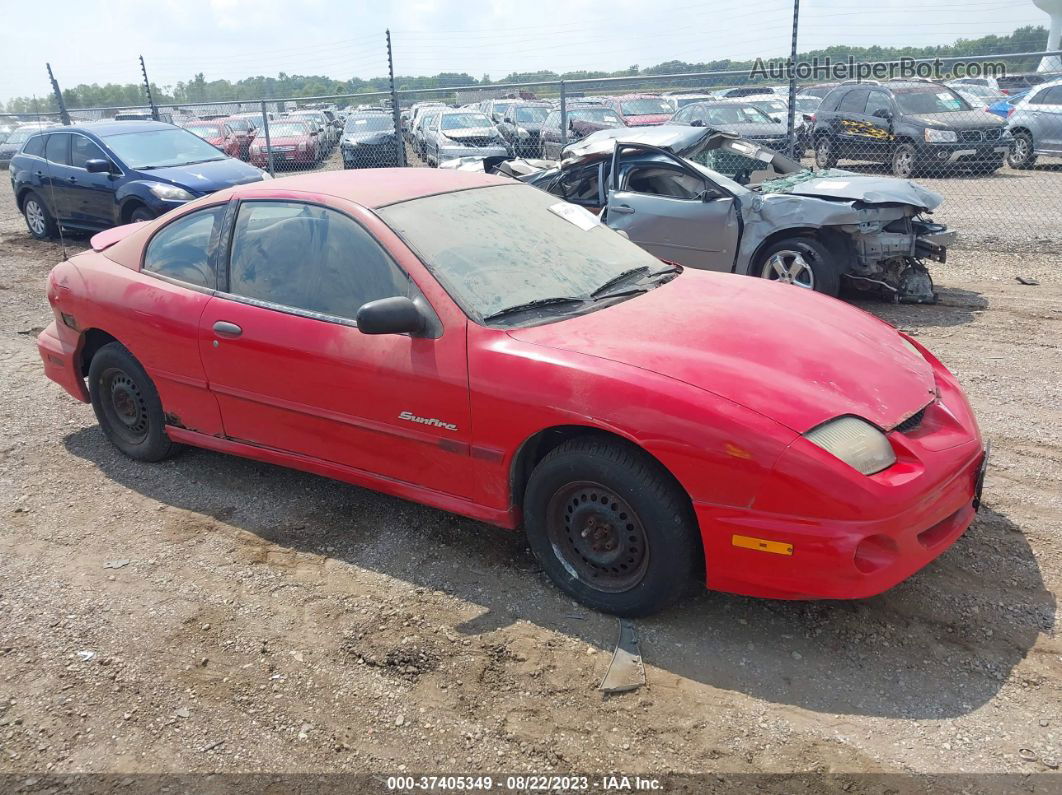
42,132,74,222
68,133,119,227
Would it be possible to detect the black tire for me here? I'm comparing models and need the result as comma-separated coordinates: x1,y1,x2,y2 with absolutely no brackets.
1007,131,1037,169
891,142,918,179
22,191,58,240
754,236,841,297
523,436,699,617
814,136,837,169
130,205,155,223
87,342,178,462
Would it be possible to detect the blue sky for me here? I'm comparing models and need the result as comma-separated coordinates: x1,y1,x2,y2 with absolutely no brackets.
0,0,1052,101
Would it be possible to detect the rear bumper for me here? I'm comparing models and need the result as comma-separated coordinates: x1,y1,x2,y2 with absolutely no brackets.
695,442,984,600
38,321,89,402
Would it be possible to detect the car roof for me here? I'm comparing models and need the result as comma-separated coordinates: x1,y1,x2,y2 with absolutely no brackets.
224,168,512,209
48,120,178,136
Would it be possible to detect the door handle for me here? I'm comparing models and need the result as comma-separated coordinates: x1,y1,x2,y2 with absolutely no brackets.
611,205,635,215
67,176,77,183
212,321,242,338
35,170,44,177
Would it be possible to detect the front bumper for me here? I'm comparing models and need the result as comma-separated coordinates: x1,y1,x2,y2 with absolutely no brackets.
918,140,1008,166
437,144,509,162
38,321,89,403
694,353,985,600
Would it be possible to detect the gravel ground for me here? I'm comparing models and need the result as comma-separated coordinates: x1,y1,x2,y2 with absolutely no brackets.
0,159,1060,787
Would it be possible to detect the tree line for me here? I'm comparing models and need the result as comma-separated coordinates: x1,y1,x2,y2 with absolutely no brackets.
0,25,1051,113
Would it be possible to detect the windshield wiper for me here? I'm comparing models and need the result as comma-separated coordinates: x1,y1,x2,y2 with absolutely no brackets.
590,266,651,298
482,296,587,323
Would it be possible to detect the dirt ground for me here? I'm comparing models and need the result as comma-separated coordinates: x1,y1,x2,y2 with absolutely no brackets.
0,166,1060,790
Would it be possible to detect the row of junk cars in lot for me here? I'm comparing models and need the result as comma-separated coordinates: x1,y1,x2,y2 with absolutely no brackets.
1,72,1059,307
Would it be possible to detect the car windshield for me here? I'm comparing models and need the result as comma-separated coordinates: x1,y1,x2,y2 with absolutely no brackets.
703,104,773,124
675,96,710,108
7,128,41,145
894,87,971,113
794,96,820,113
184,124,223,137
620,98,673,115
569,108,624,125
514,106,549,123
440,113,493,130
746,99,787,116
345,115,393,132
101,127,230,168
266,122,311,137
492,102,516,116
378,184,662,324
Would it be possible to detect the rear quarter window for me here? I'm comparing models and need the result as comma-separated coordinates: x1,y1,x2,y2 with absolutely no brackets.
22,134,46,157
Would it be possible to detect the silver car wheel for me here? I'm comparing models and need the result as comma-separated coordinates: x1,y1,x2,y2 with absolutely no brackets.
1013,137,1029,161
25,199,46,236
762,250,815,289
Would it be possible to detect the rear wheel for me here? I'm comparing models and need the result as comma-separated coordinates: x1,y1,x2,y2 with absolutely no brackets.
23,192,58,240
755,237,841,297
88,342,178,462
524,437,699,617
1007,131,1036,169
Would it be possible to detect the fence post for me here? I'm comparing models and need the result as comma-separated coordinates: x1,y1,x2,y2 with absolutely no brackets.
46,63,70,126
386,29,406,167
786,0,800,159
140,56,159,122
559,80,567,149
260,100,275,177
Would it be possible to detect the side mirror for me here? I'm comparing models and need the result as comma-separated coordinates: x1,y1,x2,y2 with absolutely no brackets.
698,188,717,202
873,108,892,120
84,159,112,174
690,119,704,127
771,116,782,123
504,117,513,124
356,296,425,336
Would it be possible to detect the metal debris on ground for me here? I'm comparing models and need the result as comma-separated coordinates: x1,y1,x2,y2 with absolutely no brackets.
598,619,645,693
103,559,130,569
1015,276,1040,286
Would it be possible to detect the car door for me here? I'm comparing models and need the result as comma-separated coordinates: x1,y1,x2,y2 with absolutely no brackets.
1033,85,1062,152
833,88,871,155
606,148,739,271
42,132,74,222
862,90,896,157
68,133,119,227
198,198,473,498
541,112,561,158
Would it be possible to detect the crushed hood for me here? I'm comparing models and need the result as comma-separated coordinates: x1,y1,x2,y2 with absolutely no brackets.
508,269,935,433
759,169,943,209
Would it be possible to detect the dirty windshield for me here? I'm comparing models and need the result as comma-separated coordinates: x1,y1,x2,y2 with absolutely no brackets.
894,86,972,114
378,184,664,325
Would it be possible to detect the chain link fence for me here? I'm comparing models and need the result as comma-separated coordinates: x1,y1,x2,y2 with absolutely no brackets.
3,51,1062,249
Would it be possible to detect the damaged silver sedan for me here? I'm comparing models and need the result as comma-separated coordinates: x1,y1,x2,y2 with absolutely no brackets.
459,126,954,302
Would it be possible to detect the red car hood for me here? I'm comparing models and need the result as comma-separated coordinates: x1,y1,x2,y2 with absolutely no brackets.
507,270,936,433
623,114,671,126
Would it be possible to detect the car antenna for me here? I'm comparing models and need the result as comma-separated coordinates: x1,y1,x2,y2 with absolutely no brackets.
35,96,68,261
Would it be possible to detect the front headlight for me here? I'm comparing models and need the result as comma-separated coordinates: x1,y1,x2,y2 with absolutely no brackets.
804,416,896,475
148,183,194,201
516,127,530,138
924,129,957,143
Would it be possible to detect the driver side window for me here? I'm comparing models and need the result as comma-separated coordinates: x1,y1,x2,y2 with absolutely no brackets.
623,165,706,200
143,205,226,289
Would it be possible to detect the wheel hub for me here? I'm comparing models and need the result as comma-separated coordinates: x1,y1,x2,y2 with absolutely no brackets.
762,250,815,289
546,482,649,593
103,369,149,441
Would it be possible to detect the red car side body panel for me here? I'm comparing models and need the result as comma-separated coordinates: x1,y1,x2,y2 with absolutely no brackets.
37,174,984,602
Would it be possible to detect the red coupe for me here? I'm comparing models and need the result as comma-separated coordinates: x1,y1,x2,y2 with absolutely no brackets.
182,121,242,160
37,170,987,616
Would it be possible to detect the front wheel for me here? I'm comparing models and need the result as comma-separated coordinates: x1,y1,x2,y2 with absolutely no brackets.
814,136,837,169
130,206,155,223
1007,131,1037,169
891,142,918,178
524,437,700,617
88,342,178,462
755,237,841,297
23,192,58,240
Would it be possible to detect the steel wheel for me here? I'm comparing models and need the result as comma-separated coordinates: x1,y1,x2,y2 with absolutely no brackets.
546,481,650,594
100,367,150,446
761,249,815,289
25,198,46,236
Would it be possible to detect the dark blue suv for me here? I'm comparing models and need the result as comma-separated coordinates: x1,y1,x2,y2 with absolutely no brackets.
10,121,268,239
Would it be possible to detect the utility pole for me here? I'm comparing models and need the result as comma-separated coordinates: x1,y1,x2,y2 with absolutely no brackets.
786,0,800,159
559,81,567,147
46,63,70,126
140,55,159,121
386,29,407,166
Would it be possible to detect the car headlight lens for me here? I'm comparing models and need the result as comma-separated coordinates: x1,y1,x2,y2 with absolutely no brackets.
148,183,194,201
804,416,896,475
924,129,957,143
